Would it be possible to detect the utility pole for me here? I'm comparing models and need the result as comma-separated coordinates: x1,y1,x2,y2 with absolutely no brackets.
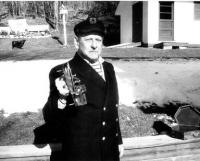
59,4,68,47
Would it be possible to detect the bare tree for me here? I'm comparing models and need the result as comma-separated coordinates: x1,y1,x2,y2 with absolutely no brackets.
0,1,119,22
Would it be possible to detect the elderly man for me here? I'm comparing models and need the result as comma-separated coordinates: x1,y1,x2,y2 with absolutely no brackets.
42,17,124,161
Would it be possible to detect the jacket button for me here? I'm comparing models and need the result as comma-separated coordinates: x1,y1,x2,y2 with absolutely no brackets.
116,104,119,108
102,137,106,141
116,133,119,137
103,107,106,111
116,118,119,122
102,121,106,126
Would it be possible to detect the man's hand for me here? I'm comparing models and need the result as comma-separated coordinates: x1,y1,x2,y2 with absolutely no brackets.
55,77,69,96
55,77,70,109
119,144,124,158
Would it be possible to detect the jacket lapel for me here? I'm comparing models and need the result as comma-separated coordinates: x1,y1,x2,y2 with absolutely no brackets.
102,62,110,104
103,62,119,106
69,53,106,88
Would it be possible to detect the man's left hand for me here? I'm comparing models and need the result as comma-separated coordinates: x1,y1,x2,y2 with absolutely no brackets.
119,144,124,158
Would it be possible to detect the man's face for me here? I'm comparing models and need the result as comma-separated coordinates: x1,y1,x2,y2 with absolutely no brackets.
75,34,103,63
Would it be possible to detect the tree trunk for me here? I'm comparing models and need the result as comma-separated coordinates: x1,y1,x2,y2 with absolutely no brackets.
54,0,59,30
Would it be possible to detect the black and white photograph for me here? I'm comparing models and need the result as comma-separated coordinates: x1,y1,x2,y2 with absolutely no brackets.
0,1,200,161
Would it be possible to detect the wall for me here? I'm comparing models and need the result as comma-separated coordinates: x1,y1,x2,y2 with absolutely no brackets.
145,1,160,45
174,1,200,44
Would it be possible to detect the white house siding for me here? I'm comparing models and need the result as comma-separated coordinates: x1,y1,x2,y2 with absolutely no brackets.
115,1,134,44
145,1,160,45
147,1,200,45
174,1,200,44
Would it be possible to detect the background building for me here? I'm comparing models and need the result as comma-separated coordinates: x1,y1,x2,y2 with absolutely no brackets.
116,1,200,47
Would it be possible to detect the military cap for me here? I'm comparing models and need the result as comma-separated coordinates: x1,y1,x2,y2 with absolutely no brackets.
74,17,105,37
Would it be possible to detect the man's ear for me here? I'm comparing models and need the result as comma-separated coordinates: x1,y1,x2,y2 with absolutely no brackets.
74,36,79,49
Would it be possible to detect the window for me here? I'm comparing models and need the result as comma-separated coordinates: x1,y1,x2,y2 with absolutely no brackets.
194,1,200,20
160,2,173,20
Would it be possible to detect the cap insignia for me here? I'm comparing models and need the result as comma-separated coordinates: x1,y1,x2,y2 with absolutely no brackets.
89,18,97,24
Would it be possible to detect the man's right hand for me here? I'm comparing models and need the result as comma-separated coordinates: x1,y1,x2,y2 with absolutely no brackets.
55,77,70,96
55,77,70,109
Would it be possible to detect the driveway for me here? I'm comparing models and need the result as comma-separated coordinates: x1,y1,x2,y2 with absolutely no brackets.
1,59,200,114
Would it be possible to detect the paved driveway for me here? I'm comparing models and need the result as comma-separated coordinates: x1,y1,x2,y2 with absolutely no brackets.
1,59,200,114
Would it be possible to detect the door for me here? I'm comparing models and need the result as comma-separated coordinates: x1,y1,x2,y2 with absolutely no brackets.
132,2,143,42
159,2,174,41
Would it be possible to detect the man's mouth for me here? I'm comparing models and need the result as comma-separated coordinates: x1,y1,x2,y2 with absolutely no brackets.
89,51,98,53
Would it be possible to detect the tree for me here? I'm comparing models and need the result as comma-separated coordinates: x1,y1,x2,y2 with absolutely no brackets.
0,1,119,23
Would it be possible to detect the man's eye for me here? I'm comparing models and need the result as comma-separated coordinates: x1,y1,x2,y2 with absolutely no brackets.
96,39,102,42
85,39,92,42
85,39,92,41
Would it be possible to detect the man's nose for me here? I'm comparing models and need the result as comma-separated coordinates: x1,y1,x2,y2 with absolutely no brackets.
91,40,97,49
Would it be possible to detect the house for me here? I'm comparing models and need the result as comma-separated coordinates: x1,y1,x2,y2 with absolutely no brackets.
0,19,49,36
8,19,49,34
115,1,200,48
8,19,28,33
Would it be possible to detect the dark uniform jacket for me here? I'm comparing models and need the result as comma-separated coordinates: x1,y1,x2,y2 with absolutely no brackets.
42,53,122,161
